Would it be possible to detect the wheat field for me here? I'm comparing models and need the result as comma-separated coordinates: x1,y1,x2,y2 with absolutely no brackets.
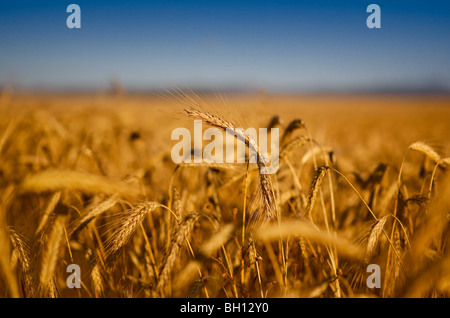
0,92,449,298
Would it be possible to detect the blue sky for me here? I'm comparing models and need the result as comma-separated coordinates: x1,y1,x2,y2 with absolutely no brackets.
0,0,449,92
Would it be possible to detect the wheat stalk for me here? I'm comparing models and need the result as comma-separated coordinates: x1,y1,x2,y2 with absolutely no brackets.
281,119,304,144
91,263,104,298
69,194,118,237
104,201,160,262
255,218,363,259
409,141,441,163
0,186,20,298
21,169,140,198
279,136,309,159
36,191,61,234
8,227,34,297
365,215,389,263
157,213,201,293
305,166,329,217
184,108,277,221
40,214,66,289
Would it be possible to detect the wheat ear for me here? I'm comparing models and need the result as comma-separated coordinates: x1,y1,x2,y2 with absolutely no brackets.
408,141,441,163
9,227,34,297
40,214,66,289
156,213,201,293
69,195,118,237
104,201,160,262
305,166,329,217
184,108,276,220
365,215,389,263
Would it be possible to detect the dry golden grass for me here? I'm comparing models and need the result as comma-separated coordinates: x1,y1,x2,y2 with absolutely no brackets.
0,93,449,298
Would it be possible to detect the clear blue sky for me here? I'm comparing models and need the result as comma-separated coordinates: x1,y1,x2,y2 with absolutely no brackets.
1,0,450,92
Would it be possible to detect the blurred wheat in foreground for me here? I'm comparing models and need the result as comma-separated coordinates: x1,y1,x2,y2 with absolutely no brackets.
0,94,449,298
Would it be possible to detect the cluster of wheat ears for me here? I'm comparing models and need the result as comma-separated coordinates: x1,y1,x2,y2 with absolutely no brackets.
0,100,449,298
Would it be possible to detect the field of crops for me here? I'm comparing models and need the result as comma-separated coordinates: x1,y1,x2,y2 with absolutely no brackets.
0,92,449,298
